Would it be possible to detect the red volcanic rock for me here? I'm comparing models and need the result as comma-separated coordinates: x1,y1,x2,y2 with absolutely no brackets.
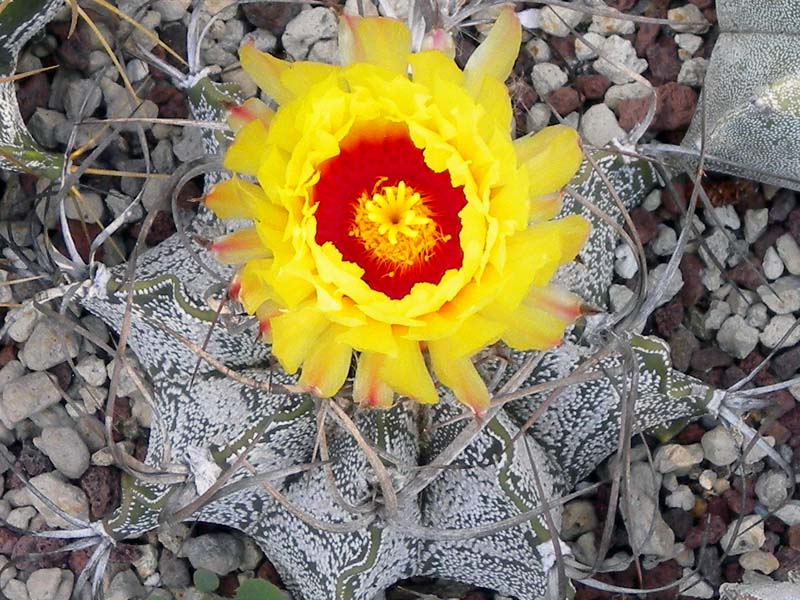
575,74,611,100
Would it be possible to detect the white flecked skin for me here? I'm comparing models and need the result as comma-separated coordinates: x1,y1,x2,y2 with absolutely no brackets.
0,0,65,177
680,0,800,191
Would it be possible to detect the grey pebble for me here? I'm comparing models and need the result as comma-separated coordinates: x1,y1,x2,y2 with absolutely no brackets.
579,103,625,147
702,426,738,467
757,276,800,314
717,315,759,359
762,247,784,280
34,427,90,479
26,568,73,600
19,320,79,371
2,372,61,426
182,533,244,576
754,471,791,511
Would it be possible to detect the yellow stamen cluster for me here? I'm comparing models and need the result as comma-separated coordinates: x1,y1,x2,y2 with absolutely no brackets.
349,180,447,273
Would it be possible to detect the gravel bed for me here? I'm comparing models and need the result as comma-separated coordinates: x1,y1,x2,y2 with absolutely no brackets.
1,0,798,599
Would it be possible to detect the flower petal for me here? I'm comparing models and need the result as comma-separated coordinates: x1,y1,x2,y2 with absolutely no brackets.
239,42,294,105
224,118,270,177
526,285,583,324
298,326,352,397
552,214,591,265
336,320,398,356
529,191,563,223
408,50,463,88
271,306,329,374
211,228,271,264
441,314,505,358
204,177,255,220
238,259,275,313
227,97,274,133
463,7,521,92
354,352,394,408
255,300,280,342
500,302,567,351
428,342,490,415
514,125,583,197
338,15,411,74
379,338,438,404
239,42,337,106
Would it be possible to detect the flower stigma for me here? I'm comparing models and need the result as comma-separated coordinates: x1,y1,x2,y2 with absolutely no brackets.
349,179,449,278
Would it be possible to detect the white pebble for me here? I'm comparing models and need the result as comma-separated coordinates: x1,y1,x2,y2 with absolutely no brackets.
589,11,635,35
531,63,568,96
574,32,605,61
593,35,648,85
539,5,583,37
580,103,626,147
776,233,800,274
743,208,769,243
759,314,800,349
762,247,785,280
668,4,710,34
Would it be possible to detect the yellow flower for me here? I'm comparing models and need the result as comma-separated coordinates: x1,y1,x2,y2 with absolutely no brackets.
206,9,590,414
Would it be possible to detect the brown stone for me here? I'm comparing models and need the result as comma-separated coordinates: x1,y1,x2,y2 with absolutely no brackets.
617,83,697,133
655,298,684,338
676,422,705,445
574,74,611,100
635,23,661,56
685,514,726,549
722,488,756,515
146,82,188,120
679,254,705,306
79,465,121,520
16,73,50,122
788,524,800,550
727,262,763,291
788,209,800,244
646,34,681,86
242,3,301,32
547,86,582,116
630,206,658,244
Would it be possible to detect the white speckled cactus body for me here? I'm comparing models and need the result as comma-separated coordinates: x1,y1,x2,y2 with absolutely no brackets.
0,1,795,598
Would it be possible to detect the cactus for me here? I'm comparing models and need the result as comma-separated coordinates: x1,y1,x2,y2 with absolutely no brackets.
0,1,793,599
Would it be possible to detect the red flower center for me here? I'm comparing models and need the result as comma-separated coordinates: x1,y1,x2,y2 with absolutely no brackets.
314,123,466,299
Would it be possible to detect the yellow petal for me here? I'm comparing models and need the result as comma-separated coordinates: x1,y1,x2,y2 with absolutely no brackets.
279,61,338,98
298,326,352,398
237,259,275,313
428,342,490,415
239,42,337,106
354,352,394,408
338,15,411,74
514,125,583,197
463,7,521,91
204,177,254,220
473,75,513,134
529,191,563,223
255,300,281,342
440,314,506,358
408,50,463,88
227,97,274,133
379,338,438,405
211,228,271,264
223,118,269,177
336,320,398,356
271,306,329,374
552,214,591,264
500,302,567,351
525,285,583,325
239,42,294,105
